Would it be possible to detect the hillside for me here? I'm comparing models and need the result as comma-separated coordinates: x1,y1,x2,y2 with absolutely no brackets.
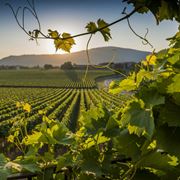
0,46,150,67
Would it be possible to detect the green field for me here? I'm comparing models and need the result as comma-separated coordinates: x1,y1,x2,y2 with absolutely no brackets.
0,88,125,136
0,70,123,136
0,69,113,88
0,69,127,178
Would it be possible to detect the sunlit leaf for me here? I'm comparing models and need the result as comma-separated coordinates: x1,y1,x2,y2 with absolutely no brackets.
54,33,75,53
97,19,112,41
86,22,98,33
48,29,59,39
121,99,155,139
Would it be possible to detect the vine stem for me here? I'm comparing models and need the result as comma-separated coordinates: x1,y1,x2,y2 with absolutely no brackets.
83,34,93,81
83,33,127,81
126,17,154,48
6,1,142,41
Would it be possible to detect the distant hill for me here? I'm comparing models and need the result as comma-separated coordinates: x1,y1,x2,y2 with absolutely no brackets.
0,46,150,67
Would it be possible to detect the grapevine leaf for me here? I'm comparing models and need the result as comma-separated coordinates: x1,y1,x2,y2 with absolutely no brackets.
51,123,74,145
121,99,155,139
105,116,120,137
137,151,179,176
0,169,9,180
167,52,180,65
37,168,54,180
133,169,160,180
138,87,165,108
4,162,23,172
80,147,102,176
83,132,110,149
158,1,173,21
54,33,75,53
109,73,136,94
112,129,142,160
0,155,10,180
136,69,154,85
57,152,73,171
0,154,7,166
62,32,75,45
156,126,180,159
143,54,157,66
48,29,59,39
85,22,98,33
81,105,109,135
97,19,112,41
33,29,40,39
172,93,180,106
24,131,48,145
167,74,180,93
159,100,180,127
18,162,41,173
167,27,180,48
124,0,180,23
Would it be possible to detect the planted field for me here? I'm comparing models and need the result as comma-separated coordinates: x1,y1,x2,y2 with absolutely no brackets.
0,69,129,179
0,87,124,136
0,69,121,137
0,69,113,88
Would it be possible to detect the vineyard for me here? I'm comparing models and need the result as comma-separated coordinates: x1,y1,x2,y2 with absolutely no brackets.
0,68,130,179
0,87,124,137
1,0,180,179
0,70,113,88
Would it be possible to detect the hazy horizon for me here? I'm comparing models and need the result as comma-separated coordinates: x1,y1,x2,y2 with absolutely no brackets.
0,46,151,59
0,0,178,59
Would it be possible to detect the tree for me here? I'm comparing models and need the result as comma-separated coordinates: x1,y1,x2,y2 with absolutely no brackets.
44,64,53,69
60,61,74,70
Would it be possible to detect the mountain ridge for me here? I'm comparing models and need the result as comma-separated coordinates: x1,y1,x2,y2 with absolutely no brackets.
0,46,150,67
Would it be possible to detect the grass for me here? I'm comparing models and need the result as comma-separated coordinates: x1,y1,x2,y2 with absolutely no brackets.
0,69,113,87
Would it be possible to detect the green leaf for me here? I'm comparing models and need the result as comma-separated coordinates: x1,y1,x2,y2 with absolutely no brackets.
121,99,155,139
172,93,180,106
0,169,9,180
167,52,180,65
54,33,75,53
136,69,154,85
81,105,108,135
112,129,142,160
0,154,7,166
109,73,136,94
24,131,44,145
159,100,180,127
124,0,180,23
138,87,165,108
167,74,180,93
158,1,173,21
85,22,98,33
80,147,102,177
97,19,112,41
20,163,41,173
48,29,59,39
133,169,160,180
137,151,179,175
37,167,54,180
156,126,180,159
57,152,73,171
33,29,40,39
0,154,10,180
51,122,74,145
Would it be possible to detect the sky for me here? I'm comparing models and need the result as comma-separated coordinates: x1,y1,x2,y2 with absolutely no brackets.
0,0,178,59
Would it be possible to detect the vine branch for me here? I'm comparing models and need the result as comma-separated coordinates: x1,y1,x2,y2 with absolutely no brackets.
6,1,142,41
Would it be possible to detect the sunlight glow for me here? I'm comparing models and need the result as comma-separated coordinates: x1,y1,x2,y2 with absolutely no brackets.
44,38,84,55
